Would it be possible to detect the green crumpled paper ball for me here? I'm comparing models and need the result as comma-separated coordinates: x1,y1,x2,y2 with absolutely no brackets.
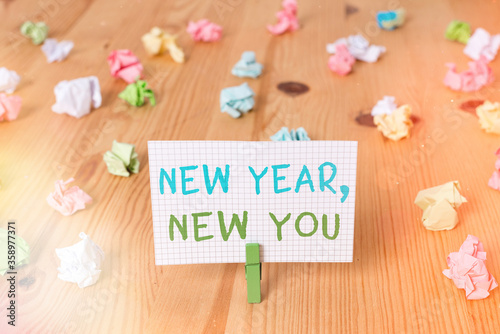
445,20,471,44
0,228,30,275
103,140,140,177
118,80,156,107
20,21,49,45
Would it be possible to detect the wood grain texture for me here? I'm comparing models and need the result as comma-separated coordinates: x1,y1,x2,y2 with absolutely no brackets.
1,0,500,333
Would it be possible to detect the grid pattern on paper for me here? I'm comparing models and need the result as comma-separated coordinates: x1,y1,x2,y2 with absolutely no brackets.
148,141,358,265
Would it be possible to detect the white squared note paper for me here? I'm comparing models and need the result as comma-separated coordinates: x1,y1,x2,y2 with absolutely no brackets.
148,141,358,265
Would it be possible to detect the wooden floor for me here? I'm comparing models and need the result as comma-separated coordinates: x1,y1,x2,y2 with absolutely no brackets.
1,0,500,333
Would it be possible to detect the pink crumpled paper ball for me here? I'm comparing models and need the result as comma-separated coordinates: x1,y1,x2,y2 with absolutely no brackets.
489,171,500,190
488,148,500,191
0,93,22,122
443,56,493,92
443,235,498,300
107,50,143,83
187,19,222,42
46,178,92,216
328,44,355,76
267,0,299,35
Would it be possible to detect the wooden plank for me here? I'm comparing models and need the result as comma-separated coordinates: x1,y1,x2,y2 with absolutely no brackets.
0,0,500,333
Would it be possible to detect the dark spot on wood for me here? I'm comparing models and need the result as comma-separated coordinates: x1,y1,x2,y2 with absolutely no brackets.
277,82,309,97
356,112,421,127
19,276,36,288
345,4,359,17
460,100,483,117
1,0,15,9
355,112,375,127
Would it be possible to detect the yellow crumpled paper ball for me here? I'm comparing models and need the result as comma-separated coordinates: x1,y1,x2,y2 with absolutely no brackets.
141,27,185,63
476,100,500,135
414,181,467,231
373,104,413,141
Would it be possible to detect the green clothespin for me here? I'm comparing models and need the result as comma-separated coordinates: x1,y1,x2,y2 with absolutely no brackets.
245,243,261,303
